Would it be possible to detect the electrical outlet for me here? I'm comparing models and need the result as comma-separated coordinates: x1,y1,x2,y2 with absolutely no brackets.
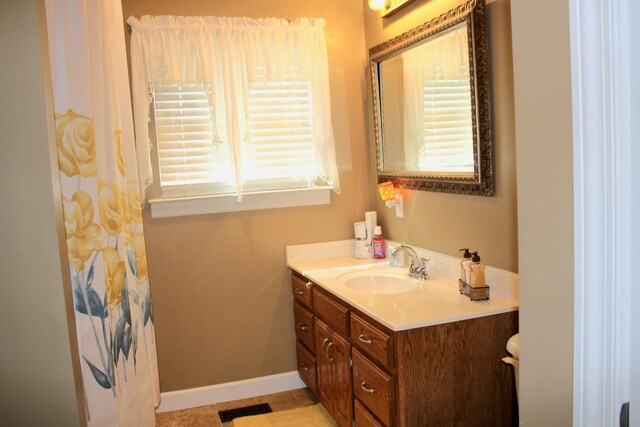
395,195,403,217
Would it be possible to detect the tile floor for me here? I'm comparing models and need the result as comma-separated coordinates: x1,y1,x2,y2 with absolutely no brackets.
155,388,319,427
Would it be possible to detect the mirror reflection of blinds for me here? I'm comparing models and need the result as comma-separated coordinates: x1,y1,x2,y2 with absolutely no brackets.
421,78,474,172
153,84,229,189
244,81,317,188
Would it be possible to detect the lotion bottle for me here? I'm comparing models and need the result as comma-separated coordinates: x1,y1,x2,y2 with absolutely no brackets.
469,251,486,287
459,248,472,284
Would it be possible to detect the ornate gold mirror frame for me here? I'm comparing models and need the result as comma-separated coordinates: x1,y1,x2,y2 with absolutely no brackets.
370,0,493,196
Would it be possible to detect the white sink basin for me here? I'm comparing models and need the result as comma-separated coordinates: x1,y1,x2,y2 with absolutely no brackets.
337,271,418,294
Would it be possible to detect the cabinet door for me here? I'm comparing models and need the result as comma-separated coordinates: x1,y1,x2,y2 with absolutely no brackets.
315,318,353,427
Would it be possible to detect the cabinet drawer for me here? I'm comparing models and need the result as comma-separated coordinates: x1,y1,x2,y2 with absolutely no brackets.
354,399,385,427
291,274,313,309
352,349,392,427
296,340,317,396
293,302,315,352
351,313,392,369
313,288,349,335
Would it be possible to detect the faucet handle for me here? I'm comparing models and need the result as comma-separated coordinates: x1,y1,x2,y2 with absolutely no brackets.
408,258,421,278
417,258,430,280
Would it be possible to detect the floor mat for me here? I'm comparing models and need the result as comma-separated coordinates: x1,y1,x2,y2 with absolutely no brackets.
232,403,337,426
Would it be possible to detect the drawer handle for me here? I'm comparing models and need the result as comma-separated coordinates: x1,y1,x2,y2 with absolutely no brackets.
360,382,375,394
305,281,313,288
326,342,335,362
298,363,309,371
296,322,308,331
321,338,330,355
358,334,373,345
294,289,304,295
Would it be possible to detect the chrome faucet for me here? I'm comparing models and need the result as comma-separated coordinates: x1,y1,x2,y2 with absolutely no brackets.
391,244,430,280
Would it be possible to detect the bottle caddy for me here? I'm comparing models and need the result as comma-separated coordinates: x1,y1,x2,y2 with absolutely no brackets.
458,248,490,301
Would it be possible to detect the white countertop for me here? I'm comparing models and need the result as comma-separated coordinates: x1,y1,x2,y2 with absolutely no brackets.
286,241,519,332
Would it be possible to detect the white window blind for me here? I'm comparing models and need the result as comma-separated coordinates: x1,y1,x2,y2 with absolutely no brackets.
152,80,322,196
420,78,474,172
152,84,233,197
243,80,317,190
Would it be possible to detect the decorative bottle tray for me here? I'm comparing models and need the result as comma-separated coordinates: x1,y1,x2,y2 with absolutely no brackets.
459,279,490,301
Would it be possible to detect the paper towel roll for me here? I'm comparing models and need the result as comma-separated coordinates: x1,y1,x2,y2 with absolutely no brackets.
364,211,377,244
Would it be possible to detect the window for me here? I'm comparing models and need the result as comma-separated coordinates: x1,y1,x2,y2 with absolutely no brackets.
128,16,340,214
153,84,233,198
152,80,322,199
243,80,317,190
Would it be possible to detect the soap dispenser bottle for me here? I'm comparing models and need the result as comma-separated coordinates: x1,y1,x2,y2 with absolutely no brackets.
469,251,486,288
459,248,472,285
372,226,386,259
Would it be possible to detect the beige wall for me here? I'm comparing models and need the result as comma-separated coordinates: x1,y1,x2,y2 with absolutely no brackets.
0,1,81,424
511,0,574,425
121,0,372,391
363,0,519,273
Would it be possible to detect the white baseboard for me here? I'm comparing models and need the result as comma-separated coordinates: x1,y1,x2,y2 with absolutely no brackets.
156,371,306,413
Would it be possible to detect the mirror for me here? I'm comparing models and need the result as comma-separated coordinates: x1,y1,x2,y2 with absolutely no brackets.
370,0,493,195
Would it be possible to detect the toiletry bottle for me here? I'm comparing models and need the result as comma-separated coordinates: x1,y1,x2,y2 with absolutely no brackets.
354,221,369,259
372,226,386,259
469,251,486,287
459,248,472,284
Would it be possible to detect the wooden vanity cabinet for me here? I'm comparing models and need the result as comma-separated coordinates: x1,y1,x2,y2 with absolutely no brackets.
290,271,518,427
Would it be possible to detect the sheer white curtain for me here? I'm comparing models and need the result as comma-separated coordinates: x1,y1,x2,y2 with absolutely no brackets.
402,23,473,172
127,16,339,202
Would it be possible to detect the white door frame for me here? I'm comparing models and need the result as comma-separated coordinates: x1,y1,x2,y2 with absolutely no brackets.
569,0,638,426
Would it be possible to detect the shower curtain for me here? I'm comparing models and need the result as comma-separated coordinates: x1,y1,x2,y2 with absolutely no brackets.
45,0,160,425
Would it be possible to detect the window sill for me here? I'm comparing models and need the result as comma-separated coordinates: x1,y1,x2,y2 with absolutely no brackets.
148,187,331,218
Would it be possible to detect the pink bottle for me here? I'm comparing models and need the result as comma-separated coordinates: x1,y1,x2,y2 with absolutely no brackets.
372,226,386,259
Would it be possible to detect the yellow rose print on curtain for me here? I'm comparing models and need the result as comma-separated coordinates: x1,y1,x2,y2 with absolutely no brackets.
128,180,143,224
115,130,126,177
103,247,126,309
63,191,102,272
55,109,97,177
98,180,124,236
131,233,148,282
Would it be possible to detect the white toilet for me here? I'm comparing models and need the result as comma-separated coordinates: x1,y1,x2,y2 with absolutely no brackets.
502,334,520,414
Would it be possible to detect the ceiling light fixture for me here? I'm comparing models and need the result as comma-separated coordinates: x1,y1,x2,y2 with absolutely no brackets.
369,0,417,17
368,0,387,11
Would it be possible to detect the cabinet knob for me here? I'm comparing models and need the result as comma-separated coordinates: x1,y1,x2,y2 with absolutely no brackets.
358,334,373,345
298,363,309,371
296,322,308,330
360,382,375,394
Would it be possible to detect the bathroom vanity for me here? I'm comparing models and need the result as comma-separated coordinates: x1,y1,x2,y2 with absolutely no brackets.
288,247,519,427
